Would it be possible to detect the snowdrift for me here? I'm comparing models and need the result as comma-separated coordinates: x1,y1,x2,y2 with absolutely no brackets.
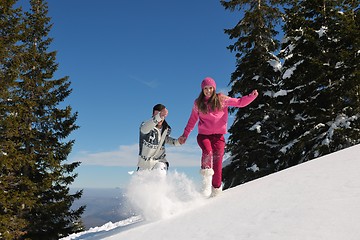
63,144,360,240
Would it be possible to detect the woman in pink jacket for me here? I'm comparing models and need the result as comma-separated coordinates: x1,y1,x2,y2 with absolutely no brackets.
179,77,258,197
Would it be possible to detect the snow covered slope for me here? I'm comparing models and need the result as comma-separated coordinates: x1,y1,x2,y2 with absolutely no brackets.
65,144,360,240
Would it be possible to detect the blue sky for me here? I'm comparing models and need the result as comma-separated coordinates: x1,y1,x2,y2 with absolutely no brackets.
21,0,245,188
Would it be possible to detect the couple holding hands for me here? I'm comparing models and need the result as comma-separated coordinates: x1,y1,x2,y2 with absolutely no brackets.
137,77,258,197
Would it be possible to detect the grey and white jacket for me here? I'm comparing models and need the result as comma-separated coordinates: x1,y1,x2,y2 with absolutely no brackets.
138,113,180,170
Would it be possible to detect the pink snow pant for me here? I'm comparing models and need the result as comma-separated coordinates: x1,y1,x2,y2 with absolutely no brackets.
197,134,225,188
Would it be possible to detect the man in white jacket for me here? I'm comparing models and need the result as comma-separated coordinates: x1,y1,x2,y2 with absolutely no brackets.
138,104,182,173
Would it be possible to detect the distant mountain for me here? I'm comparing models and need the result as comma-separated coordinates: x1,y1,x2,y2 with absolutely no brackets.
71,188,136,229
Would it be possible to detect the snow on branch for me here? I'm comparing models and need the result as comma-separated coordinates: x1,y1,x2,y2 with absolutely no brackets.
315,26,328,38
322,114,360,145
283,60,304,79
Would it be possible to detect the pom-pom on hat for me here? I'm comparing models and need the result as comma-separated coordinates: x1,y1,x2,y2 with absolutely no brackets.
201,77,216,90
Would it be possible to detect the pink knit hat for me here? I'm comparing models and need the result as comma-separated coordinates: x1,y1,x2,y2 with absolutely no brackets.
201,77,216,90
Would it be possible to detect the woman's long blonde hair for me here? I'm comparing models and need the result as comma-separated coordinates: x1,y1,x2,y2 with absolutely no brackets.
195,91,224,114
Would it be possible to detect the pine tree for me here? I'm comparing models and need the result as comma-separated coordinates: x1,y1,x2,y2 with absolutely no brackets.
1,0,85,239
277,0,360,168
220,0,284,189
0,1,36,239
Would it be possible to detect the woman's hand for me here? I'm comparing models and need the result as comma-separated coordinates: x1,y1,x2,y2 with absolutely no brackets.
250,90,258,97
160,108,168,119
178,136,187,145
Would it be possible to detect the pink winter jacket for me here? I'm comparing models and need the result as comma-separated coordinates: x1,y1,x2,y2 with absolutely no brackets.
182,93,257,138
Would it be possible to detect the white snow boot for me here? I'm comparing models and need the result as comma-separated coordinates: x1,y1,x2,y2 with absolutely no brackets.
200,168,214,197
210,186,222,198
152,162,168,179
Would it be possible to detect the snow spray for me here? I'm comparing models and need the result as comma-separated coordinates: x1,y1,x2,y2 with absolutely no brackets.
125,170,205,221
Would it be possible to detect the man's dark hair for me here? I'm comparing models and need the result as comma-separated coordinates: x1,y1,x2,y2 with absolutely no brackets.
153,103,165,113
